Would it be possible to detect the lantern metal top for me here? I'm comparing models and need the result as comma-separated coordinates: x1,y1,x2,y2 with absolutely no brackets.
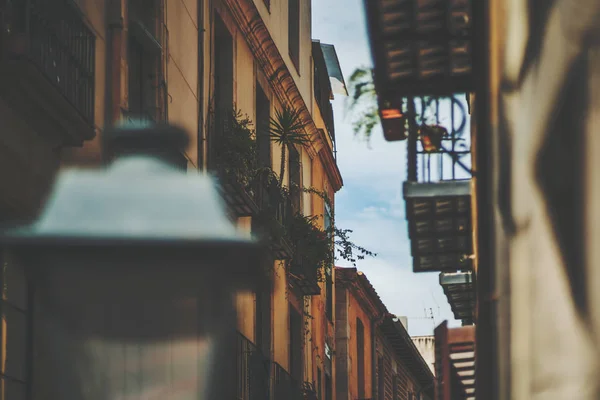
0,123,258,253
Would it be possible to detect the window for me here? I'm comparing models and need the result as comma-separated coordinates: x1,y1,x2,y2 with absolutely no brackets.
325,372,332,400
325,266,333,321
210,13,234,168
288,145,301,214
325,202,333,322
289,305,303,383
393,375,399,400
317,367,322,400
288,0,300,71
324,202,332,233
0,251,31,400
256,83,271,168
214,14,233,114
127,0,167,122
357,318,365,399
255,280,272,356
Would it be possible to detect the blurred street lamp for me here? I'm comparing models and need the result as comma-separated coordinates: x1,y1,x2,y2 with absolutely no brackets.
0,123,263,399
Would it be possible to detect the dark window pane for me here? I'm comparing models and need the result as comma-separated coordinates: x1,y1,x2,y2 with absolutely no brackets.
356,318,365,399
288,0,300,70
3,256,27,311
317,367,322,400
289,306,303,383
256,84,271,168
326,266,333,322
3,305,27,381
2,378,26,400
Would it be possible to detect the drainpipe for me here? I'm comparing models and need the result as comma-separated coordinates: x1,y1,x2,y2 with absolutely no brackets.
371,312,386,399
106,0,125,127
197,0,205,171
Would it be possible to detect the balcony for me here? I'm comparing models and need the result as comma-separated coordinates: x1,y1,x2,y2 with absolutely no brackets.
251,173,294,260
440,271,475,324
403,95,472,274
364,0,473,100
208,110,260,218
236,334,306,400
270,361,304,400
289,255,321,296
0,0,96,145
237,332,270,400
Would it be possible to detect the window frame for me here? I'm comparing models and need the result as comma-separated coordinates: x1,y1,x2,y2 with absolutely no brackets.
127,0,168,123
287,0,300,72
0,250,33,400
356,318,366,399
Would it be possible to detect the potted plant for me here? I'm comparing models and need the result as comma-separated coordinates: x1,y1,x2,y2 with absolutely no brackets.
210,107,258,192
289,214,332,284
418,124,447,152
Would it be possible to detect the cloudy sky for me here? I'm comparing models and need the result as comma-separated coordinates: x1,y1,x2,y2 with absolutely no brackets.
312,0,461,336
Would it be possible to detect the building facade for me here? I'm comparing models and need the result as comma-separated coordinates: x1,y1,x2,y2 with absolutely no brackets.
0,0,344,398
335,267,435,400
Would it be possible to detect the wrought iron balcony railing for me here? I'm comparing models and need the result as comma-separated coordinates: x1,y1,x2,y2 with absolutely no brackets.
405,95,471,184
251,172,294,260
1,0,96,126
236,333,306,400
270,361,303,400
402,95,473,273
237,332,270,400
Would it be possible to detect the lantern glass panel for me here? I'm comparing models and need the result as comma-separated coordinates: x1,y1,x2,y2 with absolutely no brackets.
20,249,238,400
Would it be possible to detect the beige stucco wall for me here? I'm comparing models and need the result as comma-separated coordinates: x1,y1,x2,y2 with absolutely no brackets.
167,0,200,168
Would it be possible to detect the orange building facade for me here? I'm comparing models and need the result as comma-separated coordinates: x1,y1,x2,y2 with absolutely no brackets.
335,267,435,400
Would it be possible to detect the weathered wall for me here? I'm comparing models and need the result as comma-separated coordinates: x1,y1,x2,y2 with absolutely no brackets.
411,336,435,375
166,0,200,168
486,1,600,399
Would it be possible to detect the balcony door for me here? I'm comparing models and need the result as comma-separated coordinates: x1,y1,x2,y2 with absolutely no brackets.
256,83,271,169
210,13,234,169
127,0,166,122
289,305,303,384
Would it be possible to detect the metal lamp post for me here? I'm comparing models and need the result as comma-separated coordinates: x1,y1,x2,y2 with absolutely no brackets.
0,123,262,399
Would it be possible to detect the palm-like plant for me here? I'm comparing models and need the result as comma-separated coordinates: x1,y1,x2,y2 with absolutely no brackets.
269,105,310,188
346,67,380,141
